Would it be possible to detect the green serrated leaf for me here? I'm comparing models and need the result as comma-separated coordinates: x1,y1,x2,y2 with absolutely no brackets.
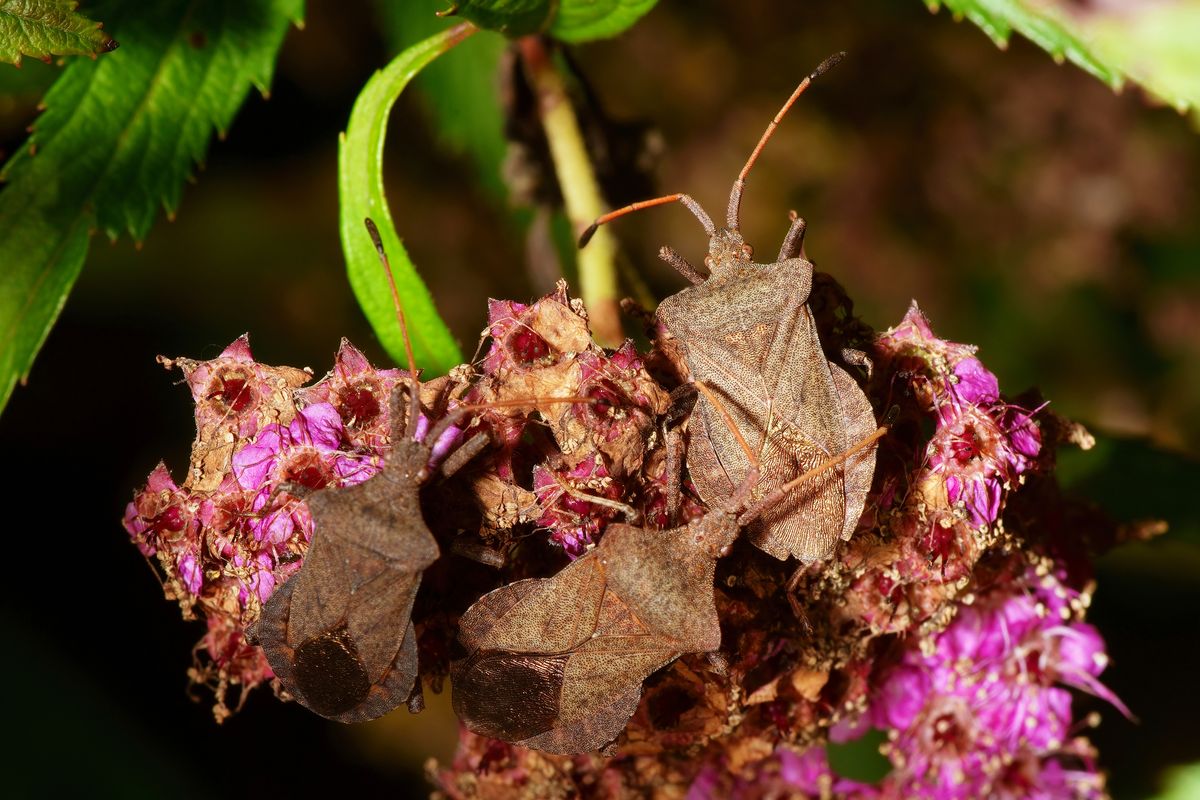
0,0,117,65
927,0,1200,122
338,23,473,374
452,0,551,37
0,0,303,416
550,0,657,42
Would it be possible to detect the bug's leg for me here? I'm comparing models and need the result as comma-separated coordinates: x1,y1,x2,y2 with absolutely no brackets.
786,564,815,633
778,210,807,261
664,426,686,523
439,430,490,479
841,347,873,378
406,681,425,714
549,473,642,524
694,381,761,511
389,381,419,443
663,384,697,523
659,245,706,285
449,536,506,568
705,650,730,676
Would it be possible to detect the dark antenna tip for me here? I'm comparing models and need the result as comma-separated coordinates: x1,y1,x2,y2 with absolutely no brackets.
811,51,847,80
578,222,599,249
364,217,385,254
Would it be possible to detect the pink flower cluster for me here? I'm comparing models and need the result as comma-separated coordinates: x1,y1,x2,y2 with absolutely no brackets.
688,566,1116,799
464,282,672,554
126,280,1125,797
861,565,1114,799
123,336,398,719
433,286,1122,798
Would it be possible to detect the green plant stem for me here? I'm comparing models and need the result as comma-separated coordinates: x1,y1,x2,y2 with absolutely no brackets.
518,36,623,347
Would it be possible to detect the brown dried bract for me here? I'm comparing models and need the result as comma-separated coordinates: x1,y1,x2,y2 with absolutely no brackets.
159,334,311,492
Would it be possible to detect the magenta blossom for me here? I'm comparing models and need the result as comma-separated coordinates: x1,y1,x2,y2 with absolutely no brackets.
882,304,1044,528
861,566,1117,799
232,402,380,547
533,453,626,557
688,746,879,800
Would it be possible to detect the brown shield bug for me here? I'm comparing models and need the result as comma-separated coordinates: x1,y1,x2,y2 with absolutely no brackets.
252,220,586,722
450,383,886,753
579,52,878,564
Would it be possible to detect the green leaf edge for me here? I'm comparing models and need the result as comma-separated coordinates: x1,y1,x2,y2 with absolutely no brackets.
0,0,117,65
449,0,659,42
337,22,473,374
927,0,1200,122
549,0,658,43
927,0,1122,89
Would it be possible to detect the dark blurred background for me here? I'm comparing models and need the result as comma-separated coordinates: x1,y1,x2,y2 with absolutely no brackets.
2,1,1198,797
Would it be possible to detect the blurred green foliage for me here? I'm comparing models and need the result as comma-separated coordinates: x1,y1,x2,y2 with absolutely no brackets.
451,0,659,41
1154,762,1200,800
376,1,507,198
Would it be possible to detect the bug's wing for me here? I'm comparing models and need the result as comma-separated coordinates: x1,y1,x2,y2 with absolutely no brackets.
453,552,680,754
518,686,644,754
598,523,722,651
659,261,872,562
452,554,609,741
829,361,878,542
452,650,572,741
523,589,680,753
255,477,434,722
456,554,607,655
456,596,678,753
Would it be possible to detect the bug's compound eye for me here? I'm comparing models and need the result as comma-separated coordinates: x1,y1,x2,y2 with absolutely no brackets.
740,243,754,260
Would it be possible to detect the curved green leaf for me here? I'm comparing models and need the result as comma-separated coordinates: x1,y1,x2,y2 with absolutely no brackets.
337,23,473,374
448,0,658,42
0,0,117,65
928,0,1200,123
452,0,549,37
0,0,303,417
550,0,657,42
376,1,507,198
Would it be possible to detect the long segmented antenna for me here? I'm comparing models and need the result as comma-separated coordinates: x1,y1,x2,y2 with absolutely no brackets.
578,193,716,248
726,51,845,232
365,218,422,442
577,52,845,249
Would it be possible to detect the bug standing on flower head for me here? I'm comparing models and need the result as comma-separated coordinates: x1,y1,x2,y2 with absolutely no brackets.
451,380,888,753
251,220,588,722
580,52,879,570
249,220,491,721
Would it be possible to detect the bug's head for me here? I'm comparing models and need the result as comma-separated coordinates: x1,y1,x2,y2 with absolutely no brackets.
704,228,754,277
